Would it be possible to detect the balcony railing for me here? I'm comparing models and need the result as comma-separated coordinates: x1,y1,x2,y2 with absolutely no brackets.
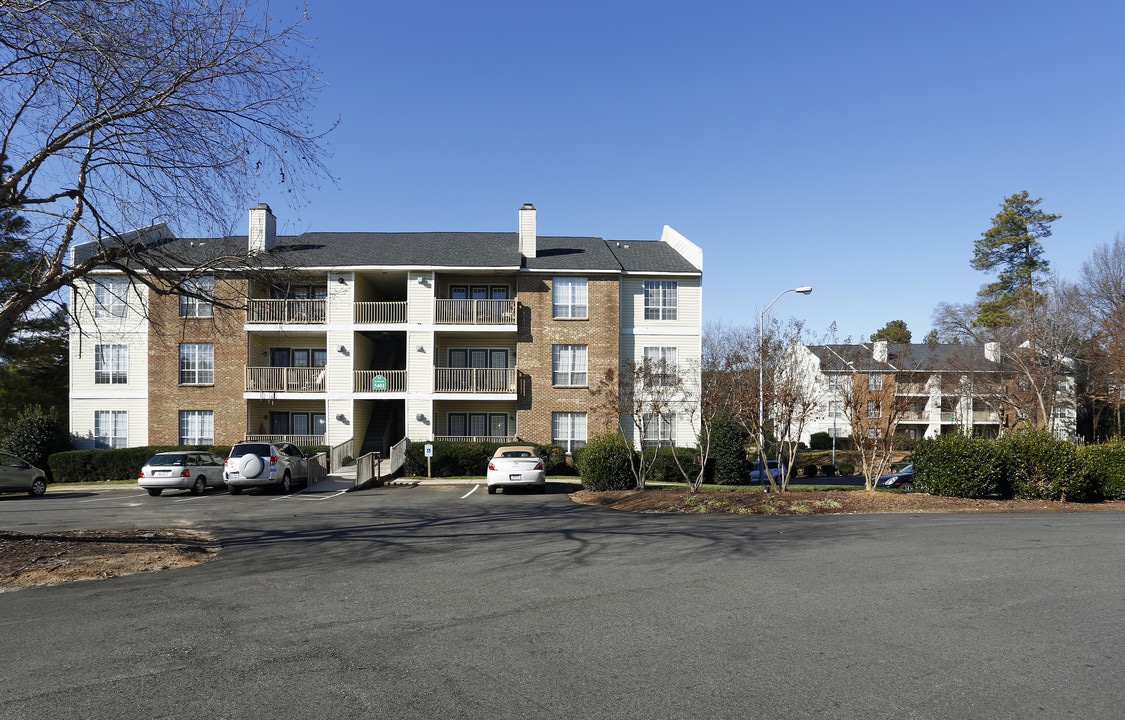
434,299,516,325
247,299,326,324
895,382,929,395
434,435,517,444
899,410,928,421
245,367,326,393
435,368,517,393
354,370,408,392
243,434,325,446
354,301,408,324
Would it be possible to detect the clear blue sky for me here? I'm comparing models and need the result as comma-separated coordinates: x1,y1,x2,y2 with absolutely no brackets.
267,0,1125,342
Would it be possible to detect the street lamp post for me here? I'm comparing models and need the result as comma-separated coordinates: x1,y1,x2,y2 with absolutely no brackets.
759,286,813,491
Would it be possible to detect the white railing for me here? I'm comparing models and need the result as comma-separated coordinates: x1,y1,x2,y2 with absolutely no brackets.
244,434,325,446
245,367,326,393
354,301,408,324
433,435,517,443
330,439,353,471
434,368,516,393
246,298,327,324
354,370,408,392
434,298,516,325
896,382,929,395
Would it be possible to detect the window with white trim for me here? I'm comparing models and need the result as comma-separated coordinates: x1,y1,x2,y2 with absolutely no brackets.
552,344,588,386
94,344,128,385
867,401,881,418
643,280,678,321
94,410,128,449
643,346,678,386
643,412,676,447
827,400,842,419
93,277,128,318
553,277,588,319
179,276,215,318
552,412,587,452
868,373,883,390
179,343,214,385
179,410,214,445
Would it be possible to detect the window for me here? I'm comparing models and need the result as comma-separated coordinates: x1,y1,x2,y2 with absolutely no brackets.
179,410,214,445
867,373,882,390
643,412,676,447
179,276,215,318
867,401,881,418
179,343,214,384
94,344,128,384
643,280,678,321
94,410,127,449
93,277,127,318
552,344,588,386
827,374,845,392
827,400,842,419
643,346,678,386
866,428,882,439
553,412,587,452
553,277,588,319
447,412,508,439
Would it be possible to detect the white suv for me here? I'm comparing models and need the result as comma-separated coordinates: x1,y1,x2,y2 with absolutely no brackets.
224,442,309,494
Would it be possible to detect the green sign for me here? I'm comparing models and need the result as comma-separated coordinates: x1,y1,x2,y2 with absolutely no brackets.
371,375,387,391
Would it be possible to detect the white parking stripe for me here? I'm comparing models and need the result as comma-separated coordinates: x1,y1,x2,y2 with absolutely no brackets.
461,484,479,499
79,492,150,503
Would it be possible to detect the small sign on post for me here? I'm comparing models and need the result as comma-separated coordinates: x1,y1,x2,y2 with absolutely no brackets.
424,443,433,478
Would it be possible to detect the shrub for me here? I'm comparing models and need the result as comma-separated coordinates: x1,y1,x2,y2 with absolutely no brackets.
0,404,69,475
998,430,1091,502
707,413,750,484
913,433,1005,498
802,464,819,478
575,433,635,491
820,464,837,477
837,462,854,475
1079,441,1125,500
808,432,832,450
649,446,699,484
47,445,182,483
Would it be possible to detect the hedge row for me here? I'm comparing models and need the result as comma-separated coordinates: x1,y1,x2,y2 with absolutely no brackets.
913,430,1101,502
47,444,329,484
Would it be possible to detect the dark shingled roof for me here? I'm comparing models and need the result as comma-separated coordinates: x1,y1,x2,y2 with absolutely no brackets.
74,228,702,275
808,343,1000,373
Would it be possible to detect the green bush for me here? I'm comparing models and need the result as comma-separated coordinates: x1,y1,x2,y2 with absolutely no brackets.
802,464,819,478
649,446,698,484
48,445,184,483
575,433,635,491
999,430,1092,502
820,464,837,477
913,433,1005,498
708,414,750,484
837,462,854,475
0,404,70,476
1079,441,1125,500
808,432,831,450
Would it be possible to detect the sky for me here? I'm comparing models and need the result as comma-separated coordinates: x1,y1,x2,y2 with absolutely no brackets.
255,0,1125,342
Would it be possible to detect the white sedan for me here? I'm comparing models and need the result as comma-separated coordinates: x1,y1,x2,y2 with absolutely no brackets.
486,446,546,494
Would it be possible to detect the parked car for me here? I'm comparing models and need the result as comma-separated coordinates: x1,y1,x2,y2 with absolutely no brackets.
486,446,546,494
879,464,915,491
138,451,226,496
0,452,47,497
890,454,913,473
749,460,785,484
224,442,309,494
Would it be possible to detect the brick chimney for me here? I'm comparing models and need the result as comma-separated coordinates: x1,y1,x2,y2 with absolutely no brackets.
519,203,536,258
248,202,276,253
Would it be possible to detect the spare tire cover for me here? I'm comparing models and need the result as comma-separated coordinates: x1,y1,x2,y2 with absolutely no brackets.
239,453,265,479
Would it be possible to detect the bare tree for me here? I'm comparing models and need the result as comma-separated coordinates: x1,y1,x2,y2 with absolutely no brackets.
835,346,913,491
1079,235,1125,438
770,322,818,491
0,0,334,343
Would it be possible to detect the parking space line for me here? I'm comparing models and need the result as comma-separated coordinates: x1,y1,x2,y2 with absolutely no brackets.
79,492,150,503
461,484,479,499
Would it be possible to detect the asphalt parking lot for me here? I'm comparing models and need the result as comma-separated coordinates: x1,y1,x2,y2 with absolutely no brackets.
3,483,1124,720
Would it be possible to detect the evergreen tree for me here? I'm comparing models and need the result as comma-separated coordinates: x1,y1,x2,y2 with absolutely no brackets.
870,320,912,343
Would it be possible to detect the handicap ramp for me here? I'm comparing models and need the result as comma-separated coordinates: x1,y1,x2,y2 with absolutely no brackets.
301,464,357,494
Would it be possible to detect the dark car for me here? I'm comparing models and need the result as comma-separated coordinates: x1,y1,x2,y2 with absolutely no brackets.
879,464,914,491
890,454,913,472
749,460,785,484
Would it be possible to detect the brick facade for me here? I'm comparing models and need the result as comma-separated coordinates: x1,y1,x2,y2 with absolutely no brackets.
515,274,619,444
146,279,248,445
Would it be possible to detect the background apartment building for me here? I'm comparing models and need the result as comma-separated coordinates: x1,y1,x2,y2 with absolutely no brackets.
69,204,703,460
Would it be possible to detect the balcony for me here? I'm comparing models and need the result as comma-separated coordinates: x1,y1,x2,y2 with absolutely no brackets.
244,434,325,446
435,299,516,325
247,299,326,324
354,370,408,392
435,368,517,393
899,410,928,421
354,301,408,324
245,367,326,393
434,435,517,443
895,382,930,395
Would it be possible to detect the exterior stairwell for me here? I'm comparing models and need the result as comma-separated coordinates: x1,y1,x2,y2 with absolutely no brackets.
359,335,405,458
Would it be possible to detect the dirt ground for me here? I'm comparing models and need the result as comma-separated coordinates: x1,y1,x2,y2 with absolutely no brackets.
4,489,1122,592
0,529,219,593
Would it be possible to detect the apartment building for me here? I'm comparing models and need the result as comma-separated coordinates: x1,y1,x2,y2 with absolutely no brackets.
792,340,1077,444
68,203,703,459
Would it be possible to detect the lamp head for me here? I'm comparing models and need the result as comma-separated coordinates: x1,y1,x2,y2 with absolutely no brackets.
795,286,813,295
